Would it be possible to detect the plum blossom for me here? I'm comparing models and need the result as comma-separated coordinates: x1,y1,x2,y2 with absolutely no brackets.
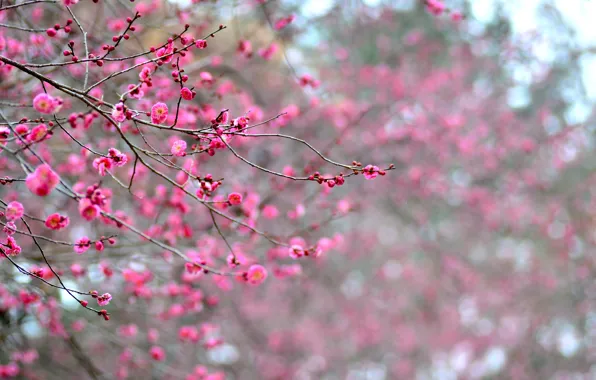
78,198,100,221
362,164,380,180
246,264,268,285
97,293,112,306
111,102,126,123
92,157,112,176
108,148,128,167
289,244,305,259
151,102,168,124
26,124,49,144
3,222,16,235
4,236,21,256
426,0,446,15
26,164,60,196
45,213,69,230
155,42,174,63
32,93,60,114
74,237,91,254
149,346,165,361
227,192,242,205
180,87,194,100
171,140,187,156
4,201,24,221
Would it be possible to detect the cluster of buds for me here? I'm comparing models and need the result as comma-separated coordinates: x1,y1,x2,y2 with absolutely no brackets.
62,39,79,62
195,174,222,198
288,245,322,259
185,261,208,275
68,112,99,129
171,67,189,84
101,13,141,56
308,171,346,188
46,19,73,37
298,74,320,89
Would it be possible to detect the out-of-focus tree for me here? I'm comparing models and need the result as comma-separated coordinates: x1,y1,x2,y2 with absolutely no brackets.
0,0,594,379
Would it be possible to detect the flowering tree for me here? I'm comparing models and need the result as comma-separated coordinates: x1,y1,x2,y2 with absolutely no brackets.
1,0,595,379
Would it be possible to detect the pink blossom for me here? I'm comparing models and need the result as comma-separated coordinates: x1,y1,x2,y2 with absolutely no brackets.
78,198,100,221
258,43,278,60
112,102,126,122
151,102,169,124
26,124,49,144
74,237,91,254
262,205,279,219
4,201,24,221
70,264,85,277
246,264,268,285
97,293,112,306
93,156,113,176
149,346,165,361
32,93,58,114
95,240,104,252
426,0,446,15
195,39,207,49
0,126,11,140
180,87,194,100
362,164,379,180
233,116,249,130
108,148,128,167
199,72,214,87
4,236,21,256
274,15,295,30
171,140,187,156
45,213,69,230
139,67,152,82
26,164,60,196
289,244,305,259
155,42,174,63
3,222,16,235
228,192,242,205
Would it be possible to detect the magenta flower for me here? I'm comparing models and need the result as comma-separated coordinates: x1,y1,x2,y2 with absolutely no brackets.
151,102,168,124
4,201,24,221
26,164,60,197
97,293,112,306
227,192,243,205
74,237,91,254
246,264,268,286
171,140,187,157
32,93,58,114
45,213,69,230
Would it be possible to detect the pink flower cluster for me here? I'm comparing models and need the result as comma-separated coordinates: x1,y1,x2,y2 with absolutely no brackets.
92,148,128,176
26,164,60,197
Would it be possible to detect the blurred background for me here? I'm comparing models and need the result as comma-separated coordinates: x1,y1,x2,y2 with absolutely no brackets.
1,0,596,379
